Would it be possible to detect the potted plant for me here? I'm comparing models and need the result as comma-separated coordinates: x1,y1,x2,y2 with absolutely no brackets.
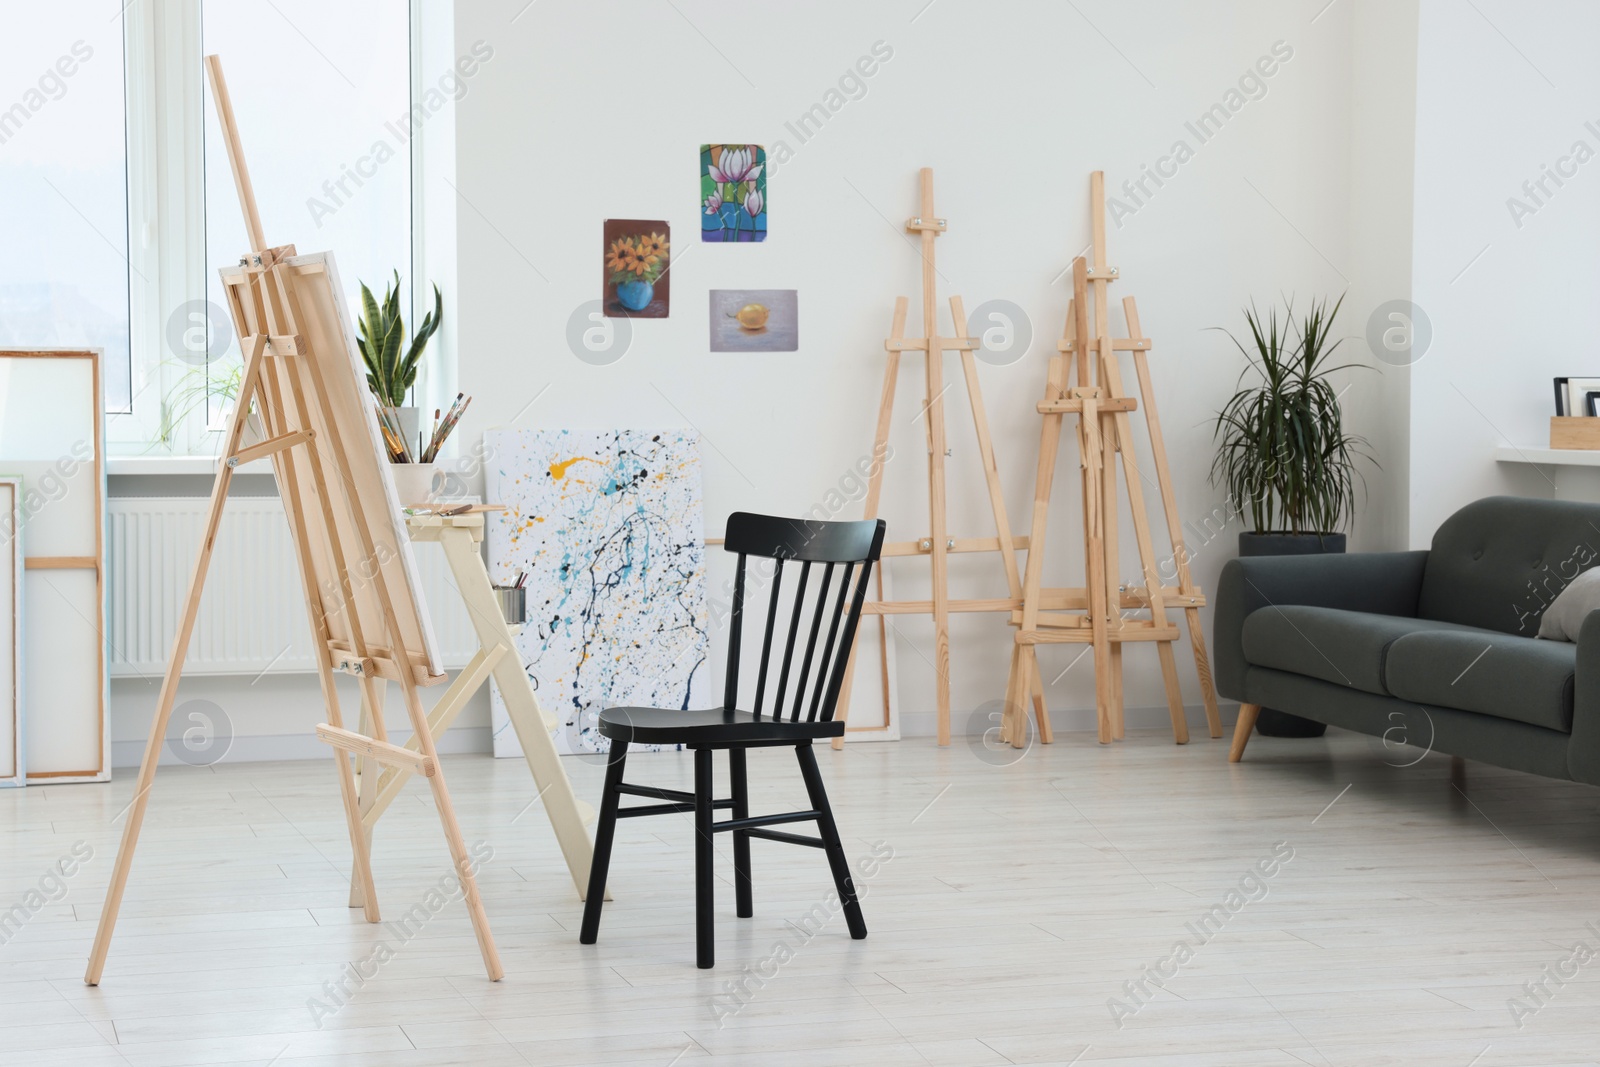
154,357,264,453
1212,295,1371,737
356,270,443,454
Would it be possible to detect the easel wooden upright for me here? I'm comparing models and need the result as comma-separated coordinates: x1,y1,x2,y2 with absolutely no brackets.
835,168,1050,748
1003,172,1221,747
85,57,593,985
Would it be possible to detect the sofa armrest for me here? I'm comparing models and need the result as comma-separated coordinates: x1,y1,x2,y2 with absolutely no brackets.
1567,611,1600,785
1213,550,1430,700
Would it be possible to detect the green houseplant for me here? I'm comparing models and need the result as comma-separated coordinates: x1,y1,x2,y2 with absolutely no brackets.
153,357,259,452
356,271,443,455
1212,294,1371,736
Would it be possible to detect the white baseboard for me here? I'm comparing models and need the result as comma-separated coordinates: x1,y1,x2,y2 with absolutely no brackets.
893,702,1241,740
111,706,1245,767
111,726,492,769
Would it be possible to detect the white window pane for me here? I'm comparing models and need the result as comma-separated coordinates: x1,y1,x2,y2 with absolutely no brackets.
202,0,411,390
0,7,132,412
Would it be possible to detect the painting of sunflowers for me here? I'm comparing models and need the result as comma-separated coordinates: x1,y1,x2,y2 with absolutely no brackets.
602,219,671,318
700,144,766,242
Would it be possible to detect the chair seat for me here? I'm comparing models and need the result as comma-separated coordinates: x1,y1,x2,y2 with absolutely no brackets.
597,705,846,745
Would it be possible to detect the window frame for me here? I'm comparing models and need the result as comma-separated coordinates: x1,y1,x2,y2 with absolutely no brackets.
112,0,449,459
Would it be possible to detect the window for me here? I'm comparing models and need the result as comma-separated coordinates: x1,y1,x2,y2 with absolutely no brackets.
200,0,414,442
0,6,132,412
2,3,425,456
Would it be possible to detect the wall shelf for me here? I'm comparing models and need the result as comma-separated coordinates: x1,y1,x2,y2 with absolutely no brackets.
1494,445,1600,468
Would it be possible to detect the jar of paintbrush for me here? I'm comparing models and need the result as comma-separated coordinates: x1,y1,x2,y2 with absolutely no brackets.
378,392,472,505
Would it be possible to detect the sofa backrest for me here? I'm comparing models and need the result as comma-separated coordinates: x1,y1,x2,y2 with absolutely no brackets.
1419,495,1600,636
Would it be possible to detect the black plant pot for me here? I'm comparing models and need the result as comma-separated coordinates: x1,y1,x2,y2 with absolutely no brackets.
1238,531,1346,738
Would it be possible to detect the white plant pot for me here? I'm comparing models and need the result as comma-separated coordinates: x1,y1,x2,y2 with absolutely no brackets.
387,405,421,459
242,410,266,449
390,462,441,506
214,406,266,449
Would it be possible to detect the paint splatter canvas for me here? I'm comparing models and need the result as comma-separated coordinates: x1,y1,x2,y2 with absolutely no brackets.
709,289,798,352
485,429,710,757
701,144,766,242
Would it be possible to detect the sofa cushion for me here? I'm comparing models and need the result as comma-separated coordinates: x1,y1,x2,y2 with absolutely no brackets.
1240,605,1492,695
1539,565,1600,642
1384,630,1576,733
1418,495,1600,636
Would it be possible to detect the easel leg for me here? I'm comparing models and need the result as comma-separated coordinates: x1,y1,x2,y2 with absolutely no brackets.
1188,606,1223,739
1080,402,1114,745
399,678,503,980
1003,644,1031,749
1101,410,1124,742
1012,357,1065,749
834,331,902,748
350,678,385,909
1124,297,1222,740
1028,657,1052,744
329,725,381,923
254,340,382,923
437,525,596,898
1156,642,1190,745
85,336,270,986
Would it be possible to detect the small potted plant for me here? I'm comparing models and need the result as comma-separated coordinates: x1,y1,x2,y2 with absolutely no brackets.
357,271,442,452
155,357,264,452
1211,295,1371,737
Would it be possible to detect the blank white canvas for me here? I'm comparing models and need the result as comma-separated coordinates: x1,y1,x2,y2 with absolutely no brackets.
0,480,19,785
0,353,106,782
0,359,95,459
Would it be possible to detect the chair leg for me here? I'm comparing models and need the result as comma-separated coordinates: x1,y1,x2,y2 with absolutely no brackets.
579,739,628,945
795,742,866,940
729,747,753,918
694,746,715,968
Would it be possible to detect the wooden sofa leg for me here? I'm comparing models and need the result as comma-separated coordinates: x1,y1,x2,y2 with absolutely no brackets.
1229,703,1262,763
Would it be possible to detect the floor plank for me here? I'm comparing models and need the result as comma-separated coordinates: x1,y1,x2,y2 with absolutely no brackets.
3,729,1600,1065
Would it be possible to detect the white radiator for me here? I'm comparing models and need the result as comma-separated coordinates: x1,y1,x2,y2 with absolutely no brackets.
106,497,480,677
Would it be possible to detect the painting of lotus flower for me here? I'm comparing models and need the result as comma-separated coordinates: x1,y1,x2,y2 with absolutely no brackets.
701,144,766,242
603,218,670,318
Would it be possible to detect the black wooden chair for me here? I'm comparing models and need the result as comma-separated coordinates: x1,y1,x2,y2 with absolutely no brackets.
578,511,886,968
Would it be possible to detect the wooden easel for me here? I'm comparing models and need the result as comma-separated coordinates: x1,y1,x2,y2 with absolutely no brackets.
346,506,598,910
835,167,1049,748
1003,172,1221,747
86,57,591,985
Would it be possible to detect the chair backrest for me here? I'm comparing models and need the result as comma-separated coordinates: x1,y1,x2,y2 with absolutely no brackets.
1418,495,1600,635
722,512,886,722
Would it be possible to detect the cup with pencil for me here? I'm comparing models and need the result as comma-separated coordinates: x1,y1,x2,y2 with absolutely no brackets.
379,393,472,505
493,572,527,626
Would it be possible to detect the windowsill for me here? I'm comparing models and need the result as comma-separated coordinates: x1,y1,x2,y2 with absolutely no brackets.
107,454,269,475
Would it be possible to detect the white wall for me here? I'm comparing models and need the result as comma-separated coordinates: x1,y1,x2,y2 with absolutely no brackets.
1408,0,1600,543
450,0,1391,736
1345,0,1418,552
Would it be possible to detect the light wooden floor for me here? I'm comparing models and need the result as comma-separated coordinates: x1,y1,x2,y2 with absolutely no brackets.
5,728,1600,1066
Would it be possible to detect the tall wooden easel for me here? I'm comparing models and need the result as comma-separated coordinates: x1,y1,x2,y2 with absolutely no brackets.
1003,172,1221,747
835,168,1049,748
86,57,590,985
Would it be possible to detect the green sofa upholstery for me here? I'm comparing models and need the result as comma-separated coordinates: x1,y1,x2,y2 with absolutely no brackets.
1214,496,1598,782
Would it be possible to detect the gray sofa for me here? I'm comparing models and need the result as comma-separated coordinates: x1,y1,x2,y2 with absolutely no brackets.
1215,495,1600,782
